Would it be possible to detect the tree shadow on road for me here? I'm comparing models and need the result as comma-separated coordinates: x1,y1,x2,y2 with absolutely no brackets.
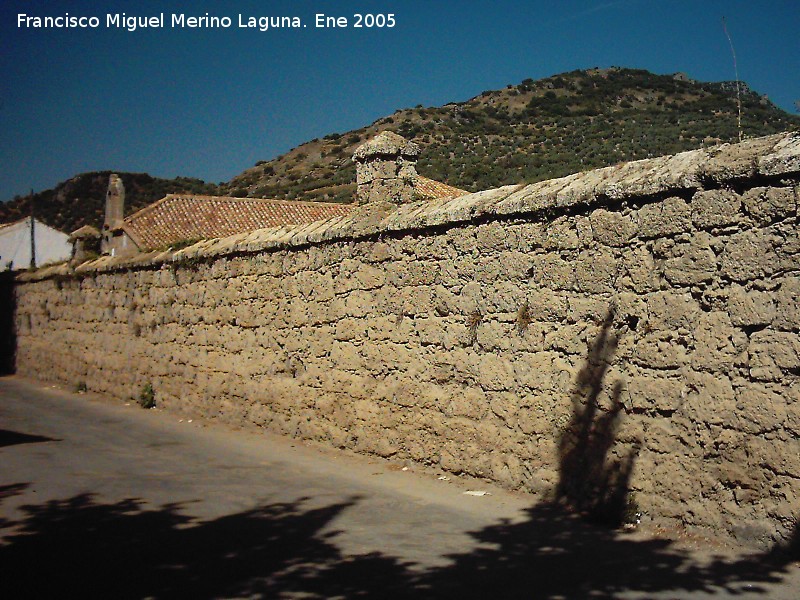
0,492,412,599
0,490,797,599
426,504,800,599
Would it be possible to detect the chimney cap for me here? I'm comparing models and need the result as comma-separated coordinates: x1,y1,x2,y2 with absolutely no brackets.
353,131,420,162
69,225,101,241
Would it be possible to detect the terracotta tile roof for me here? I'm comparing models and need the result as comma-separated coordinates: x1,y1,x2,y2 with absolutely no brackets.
415,176,468,200
124,195,353,250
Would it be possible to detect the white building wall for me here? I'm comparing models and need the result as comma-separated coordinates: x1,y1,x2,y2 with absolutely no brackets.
0,218,71,270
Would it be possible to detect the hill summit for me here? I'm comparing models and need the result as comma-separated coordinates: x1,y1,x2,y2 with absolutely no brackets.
221,67,800,203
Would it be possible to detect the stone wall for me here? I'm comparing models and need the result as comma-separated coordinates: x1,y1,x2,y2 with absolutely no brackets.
14,133,800,546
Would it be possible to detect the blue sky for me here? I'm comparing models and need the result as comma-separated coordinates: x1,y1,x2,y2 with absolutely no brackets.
1,0,798,201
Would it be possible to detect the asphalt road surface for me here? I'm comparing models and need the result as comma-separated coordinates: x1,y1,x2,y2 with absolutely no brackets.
1,376,798,599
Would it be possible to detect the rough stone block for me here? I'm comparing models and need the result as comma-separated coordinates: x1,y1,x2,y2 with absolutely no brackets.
414,317,444,346
475,320,514,352
485,280,525,313
643,420,685,454
620,246,659,293
692,311,747,373
589,209,637,247
774,277,800,330
489,451,526,489
645,291,700,331
633,333,687,369
446,227,478,254
406,261,440,286
477,354,516,391
692,189,742,229
777,224,800,272
525,289,568,322
541,216,581,250
475,221,510,251
334,317,367,342
351,264,386,291
565,296,611,324
343,290,374,318
731,520,780,549
446,387,488,419
741,186,796,224
530,253,575,291
663,233,718,286
488,392,520,424
627,376,685,413
735,384,787,434
474,256,505,283
457,281,485,314
329,343,364,371
786,385,800,436
636,196,691,238
728,285,776,327
720,230,780,282
749,330,800,381
544,324,588,355
365,242,392,263
513,353,558,392
575,248,618,293
514,223,545,252
498,251,532,281
681,371,736,425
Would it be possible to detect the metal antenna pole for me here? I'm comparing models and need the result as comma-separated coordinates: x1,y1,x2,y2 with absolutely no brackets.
722,16,743,142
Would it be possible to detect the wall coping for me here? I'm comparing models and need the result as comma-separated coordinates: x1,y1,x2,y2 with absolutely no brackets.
18,131,800,282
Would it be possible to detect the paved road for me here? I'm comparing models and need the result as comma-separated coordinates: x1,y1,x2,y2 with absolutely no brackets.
1,376,798,599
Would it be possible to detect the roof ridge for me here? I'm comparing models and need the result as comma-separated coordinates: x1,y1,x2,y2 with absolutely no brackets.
130,194,351,212
232,197,352,208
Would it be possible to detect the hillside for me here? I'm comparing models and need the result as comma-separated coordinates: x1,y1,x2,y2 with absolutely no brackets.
222,67,800,204
3,68,799,234
0,173,218,234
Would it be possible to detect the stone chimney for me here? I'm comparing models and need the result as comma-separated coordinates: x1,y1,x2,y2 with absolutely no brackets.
352,131,420,205
101,174,125,254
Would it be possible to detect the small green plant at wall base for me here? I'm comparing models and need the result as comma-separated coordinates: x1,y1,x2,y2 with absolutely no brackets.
139,383,156,409
466,310,483,344
75,382,87,393
516,302,532,335
622,493,642,526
